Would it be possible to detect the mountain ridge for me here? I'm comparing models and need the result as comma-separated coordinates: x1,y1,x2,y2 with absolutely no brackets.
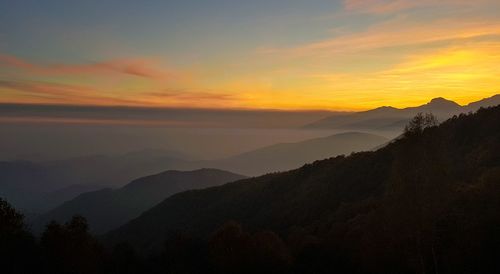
305,94,500,131
105,104,500,262
34,168,246,234
193,132,388,176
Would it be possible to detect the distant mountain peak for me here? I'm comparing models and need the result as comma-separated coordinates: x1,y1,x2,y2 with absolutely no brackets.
375,106,397,110
426,97,460,108
364,105,398,114
305,94,498,130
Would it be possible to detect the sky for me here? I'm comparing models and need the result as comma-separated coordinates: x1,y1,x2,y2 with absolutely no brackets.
1,0,500,111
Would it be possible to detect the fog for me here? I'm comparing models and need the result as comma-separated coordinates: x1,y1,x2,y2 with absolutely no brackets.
0,103,403,162
1,124,348,161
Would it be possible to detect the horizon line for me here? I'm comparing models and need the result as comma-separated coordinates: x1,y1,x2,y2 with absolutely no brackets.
0,93,498,113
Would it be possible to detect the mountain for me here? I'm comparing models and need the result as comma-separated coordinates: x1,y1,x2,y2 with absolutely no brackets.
305,94,499,132
31,184,104,215
106,105,500,273
0,131,388,214
0,149,193,213
465,94,500,110
41,149,194,187
35,169,245,234
199,132,388,176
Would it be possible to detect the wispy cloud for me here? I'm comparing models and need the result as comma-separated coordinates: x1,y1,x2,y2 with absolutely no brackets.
264,18,500,58
0,54,173,80
0,79,140,105
343,0,420,14
343,0,494,15
142,89,249,109
148,90,237,101
0,79,245,109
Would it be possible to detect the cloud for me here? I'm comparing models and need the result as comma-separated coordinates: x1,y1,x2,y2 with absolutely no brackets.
260,0,500,59
148,90,237,101
0,79,140,105
0,80,93,96
342,0,493,15
251,0,500,110
343,0,420,14
0,79,244,109
0,54,173,80
264,17,500,58
0,103,334,128
142,89,248,109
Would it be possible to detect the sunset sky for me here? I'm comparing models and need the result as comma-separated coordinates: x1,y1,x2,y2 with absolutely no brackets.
1,0,500,111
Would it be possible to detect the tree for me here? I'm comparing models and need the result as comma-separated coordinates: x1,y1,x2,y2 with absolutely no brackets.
404,112,439,137
209,221,254,274
40,215,104,274
158,233,212,274
251,231,291,273
0,198,39,274
0,198,25,234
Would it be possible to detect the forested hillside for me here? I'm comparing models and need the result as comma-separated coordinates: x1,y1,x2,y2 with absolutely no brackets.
35,169,245,234
2,106,500,274
107,106,500,273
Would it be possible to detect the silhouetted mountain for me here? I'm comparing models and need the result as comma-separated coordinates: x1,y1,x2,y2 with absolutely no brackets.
418,97,461,110
35,169,245,234
199,132,388,176
43,149,193,187
106,104,500,274
32,184,104,215
0,149,194,213
305,94,499,131
465,94,500,110
0,132,388,212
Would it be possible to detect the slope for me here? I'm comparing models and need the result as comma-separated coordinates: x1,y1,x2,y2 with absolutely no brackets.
106,104,500,273
35,169,246,234
305,94,499,132
201,132,388,176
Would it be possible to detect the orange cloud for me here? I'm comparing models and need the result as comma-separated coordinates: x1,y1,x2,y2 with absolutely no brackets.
0,79,246,109
264,17,500,58
0,79,140,106
142,89,248,109
0,54,173,80
148,90,237,101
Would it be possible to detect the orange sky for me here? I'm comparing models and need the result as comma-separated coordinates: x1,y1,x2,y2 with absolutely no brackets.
1,0,499,111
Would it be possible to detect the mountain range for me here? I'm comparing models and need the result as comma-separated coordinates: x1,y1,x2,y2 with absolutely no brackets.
34,169,245,234
105,103,500,274
195,132,388,175
1,132,388,214
305,94,500,131
2,95,497,217
0,149,194,213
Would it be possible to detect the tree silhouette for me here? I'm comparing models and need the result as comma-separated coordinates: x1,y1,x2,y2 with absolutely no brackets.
0,198,39,274
209,221,254,274
40,215,104,274
404,112,438,136
0,198,24,233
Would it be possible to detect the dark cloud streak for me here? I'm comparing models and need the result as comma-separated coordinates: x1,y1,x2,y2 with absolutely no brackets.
0,103,336,128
